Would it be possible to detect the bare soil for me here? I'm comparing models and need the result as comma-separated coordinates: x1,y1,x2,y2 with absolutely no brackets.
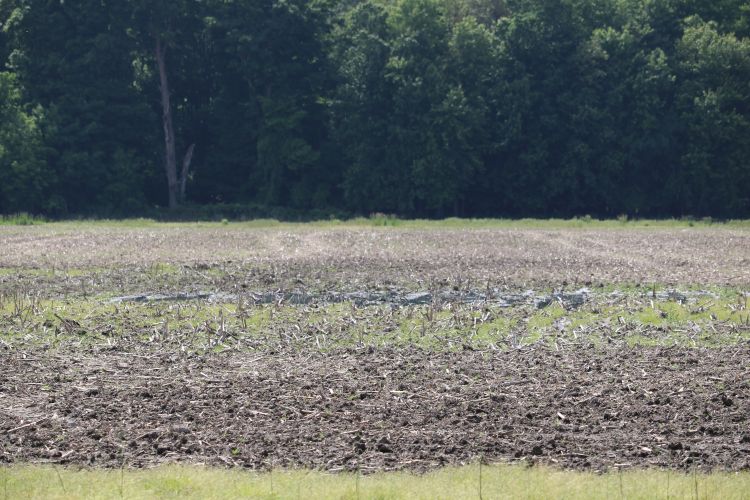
2,345,749,472
1,225,749,474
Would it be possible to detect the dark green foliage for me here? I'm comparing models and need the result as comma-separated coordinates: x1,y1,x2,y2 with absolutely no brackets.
674,18,750,216
1,0,749,218
0,72,49,213
331,1,403,212
4,0,154,215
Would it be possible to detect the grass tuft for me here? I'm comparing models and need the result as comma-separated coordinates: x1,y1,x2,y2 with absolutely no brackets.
0,213,46,226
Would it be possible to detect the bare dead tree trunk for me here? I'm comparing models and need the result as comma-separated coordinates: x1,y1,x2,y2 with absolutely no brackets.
179,143,195,204
156,37,179,209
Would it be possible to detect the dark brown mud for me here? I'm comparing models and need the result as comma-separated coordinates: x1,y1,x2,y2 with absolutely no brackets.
2,346,748,473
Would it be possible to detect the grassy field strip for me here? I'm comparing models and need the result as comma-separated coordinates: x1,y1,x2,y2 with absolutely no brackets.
3,215,750,230
2,291,748,351
1,465,749,499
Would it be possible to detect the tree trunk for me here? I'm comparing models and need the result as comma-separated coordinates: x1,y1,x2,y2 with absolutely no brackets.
179,143,195,204
156,37,179,209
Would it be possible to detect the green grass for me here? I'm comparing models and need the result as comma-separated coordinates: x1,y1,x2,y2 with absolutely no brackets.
342,215,750,230
0,213,46,226
3,216,750,230
1,464,748,499
1,287,748,351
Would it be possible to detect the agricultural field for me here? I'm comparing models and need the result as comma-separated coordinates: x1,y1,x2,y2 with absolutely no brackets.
1,219,749,498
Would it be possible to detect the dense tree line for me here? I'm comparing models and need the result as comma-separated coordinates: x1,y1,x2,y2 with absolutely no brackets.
0,0,748,218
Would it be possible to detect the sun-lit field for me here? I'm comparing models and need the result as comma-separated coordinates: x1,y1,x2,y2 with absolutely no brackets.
1,219,749,498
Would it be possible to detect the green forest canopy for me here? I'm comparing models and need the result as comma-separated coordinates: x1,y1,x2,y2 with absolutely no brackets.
0,0,749,219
